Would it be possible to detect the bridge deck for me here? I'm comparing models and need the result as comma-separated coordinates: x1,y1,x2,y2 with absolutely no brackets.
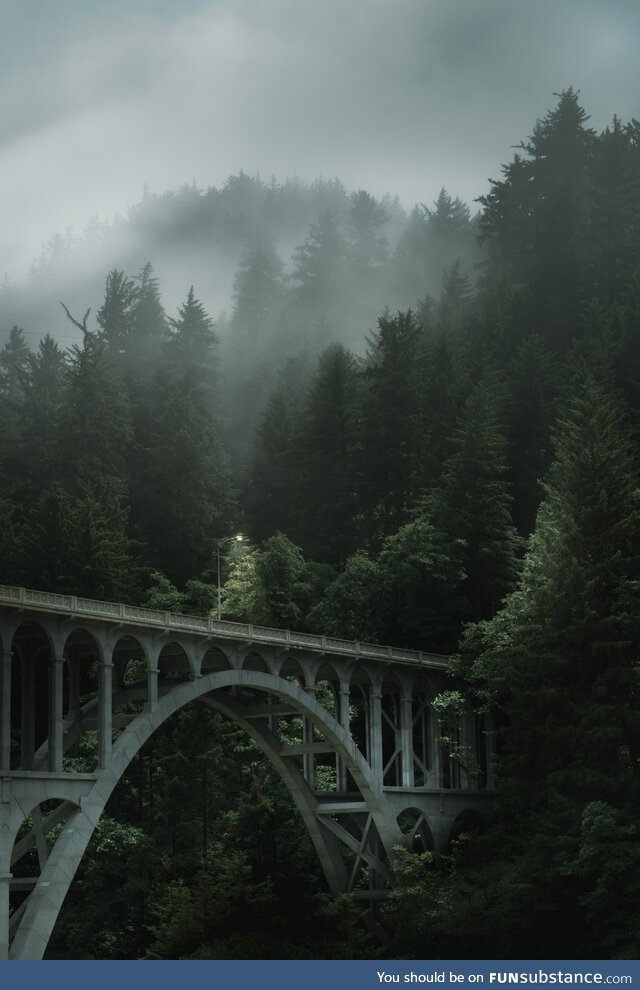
0,584,448,670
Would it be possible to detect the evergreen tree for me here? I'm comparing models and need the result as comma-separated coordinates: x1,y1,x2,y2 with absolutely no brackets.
377,518,467,651
391,206,429,305
294,343,361,563
139,385,235,585
360,310,424,541
230,239,285,355
306,552,382,642
247,356,309,543
59,333,132,487
0,327,30,490
287,210,348,349
133,287,235,584
96,269,139,358
130,262,170,370
506,334,559,535
480,89,595,349
429,376,521,621
21,334,67,495
346,190,389,276
166,286,220,404
452,374,640,957
224,240,286,475
588,117,640,303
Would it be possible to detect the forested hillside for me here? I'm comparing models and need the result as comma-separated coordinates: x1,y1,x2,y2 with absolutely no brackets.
1,89,639,959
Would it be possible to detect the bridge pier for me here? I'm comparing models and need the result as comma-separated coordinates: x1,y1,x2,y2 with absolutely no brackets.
98,657,113,768
0,651,10,771
48,657,65,773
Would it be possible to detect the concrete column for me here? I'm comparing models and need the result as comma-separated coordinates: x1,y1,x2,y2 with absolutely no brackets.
48,656,65,772
98,650,114,769
302,716,314,786
337,686,350,792
20,655,35,771
430,703,442,787
0,872,11,960
146,665,159,712
0,652,11,771
400,690,414,788
369,689,383,782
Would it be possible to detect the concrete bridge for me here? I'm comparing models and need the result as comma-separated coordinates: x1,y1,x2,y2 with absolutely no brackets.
0,584,493,959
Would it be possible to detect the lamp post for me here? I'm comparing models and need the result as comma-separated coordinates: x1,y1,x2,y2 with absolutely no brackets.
216,534,243,621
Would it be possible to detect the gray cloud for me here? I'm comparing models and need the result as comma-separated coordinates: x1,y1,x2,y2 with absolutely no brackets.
1,0,639,279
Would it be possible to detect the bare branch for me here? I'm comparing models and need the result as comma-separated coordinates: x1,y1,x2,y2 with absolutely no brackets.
59,302,91,335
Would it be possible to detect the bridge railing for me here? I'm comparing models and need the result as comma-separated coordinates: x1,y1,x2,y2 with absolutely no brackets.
0,584,449,670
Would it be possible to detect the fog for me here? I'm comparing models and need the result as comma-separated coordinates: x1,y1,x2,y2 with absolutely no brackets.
1,0,638,287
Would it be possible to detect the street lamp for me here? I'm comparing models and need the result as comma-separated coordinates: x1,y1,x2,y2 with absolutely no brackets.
216,534,243,621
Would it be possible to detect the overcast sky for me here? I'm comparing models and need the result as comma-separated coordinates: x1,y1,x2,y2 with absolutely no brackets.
1,0,639,280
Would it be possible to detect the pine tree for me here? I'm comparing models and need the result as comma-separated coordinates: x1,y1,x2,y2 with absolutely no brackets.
588,117,640,303
247,356,309,543
391,206,429,305
0,327,30,490
346,190,389,276
21,334,67,495
166,286,220,407
96,270,139,358
294,343,361,563
479,89,595,349
132,288,235,585
506,334,559,535
429,376,521,621
360,310,424,541
377,518,467,651
59,333,132,487
288,210,348,349
131,263,170,369
230,240,285,356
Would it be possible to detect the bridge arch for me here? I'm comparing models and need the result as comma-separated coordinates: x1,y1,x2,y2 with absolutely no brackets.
7,668,399,959
0,587,493,960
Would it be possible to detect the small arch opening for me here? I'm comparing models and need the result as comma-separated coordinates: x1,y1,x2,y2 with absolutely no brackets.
397,807,435,853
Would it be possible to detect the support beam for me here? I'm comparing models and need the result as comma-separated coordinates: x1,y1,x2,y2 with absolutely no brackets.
400,690,414,788
279,743,334,757
315,800,369,814
369,690,383,780
0,652,11,771
337,686,350,792
302,716,314,785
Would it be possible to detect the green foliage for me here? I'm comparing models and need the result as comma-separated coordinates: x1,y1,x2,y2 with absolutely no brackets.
223,532,327,628
377,517,467,651
307,551,381,641
48,818,153,959
145,849,275,959
576,802,640,958
428,375,521,621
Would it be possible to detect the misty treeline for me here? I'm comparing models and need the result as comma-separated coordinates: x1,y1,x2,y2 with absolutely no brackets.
2,88,640,959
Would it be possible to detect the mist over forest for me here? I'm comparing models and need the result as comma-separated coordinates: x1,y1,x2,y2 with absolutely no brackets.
1,169,480,475
2,83,640,961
